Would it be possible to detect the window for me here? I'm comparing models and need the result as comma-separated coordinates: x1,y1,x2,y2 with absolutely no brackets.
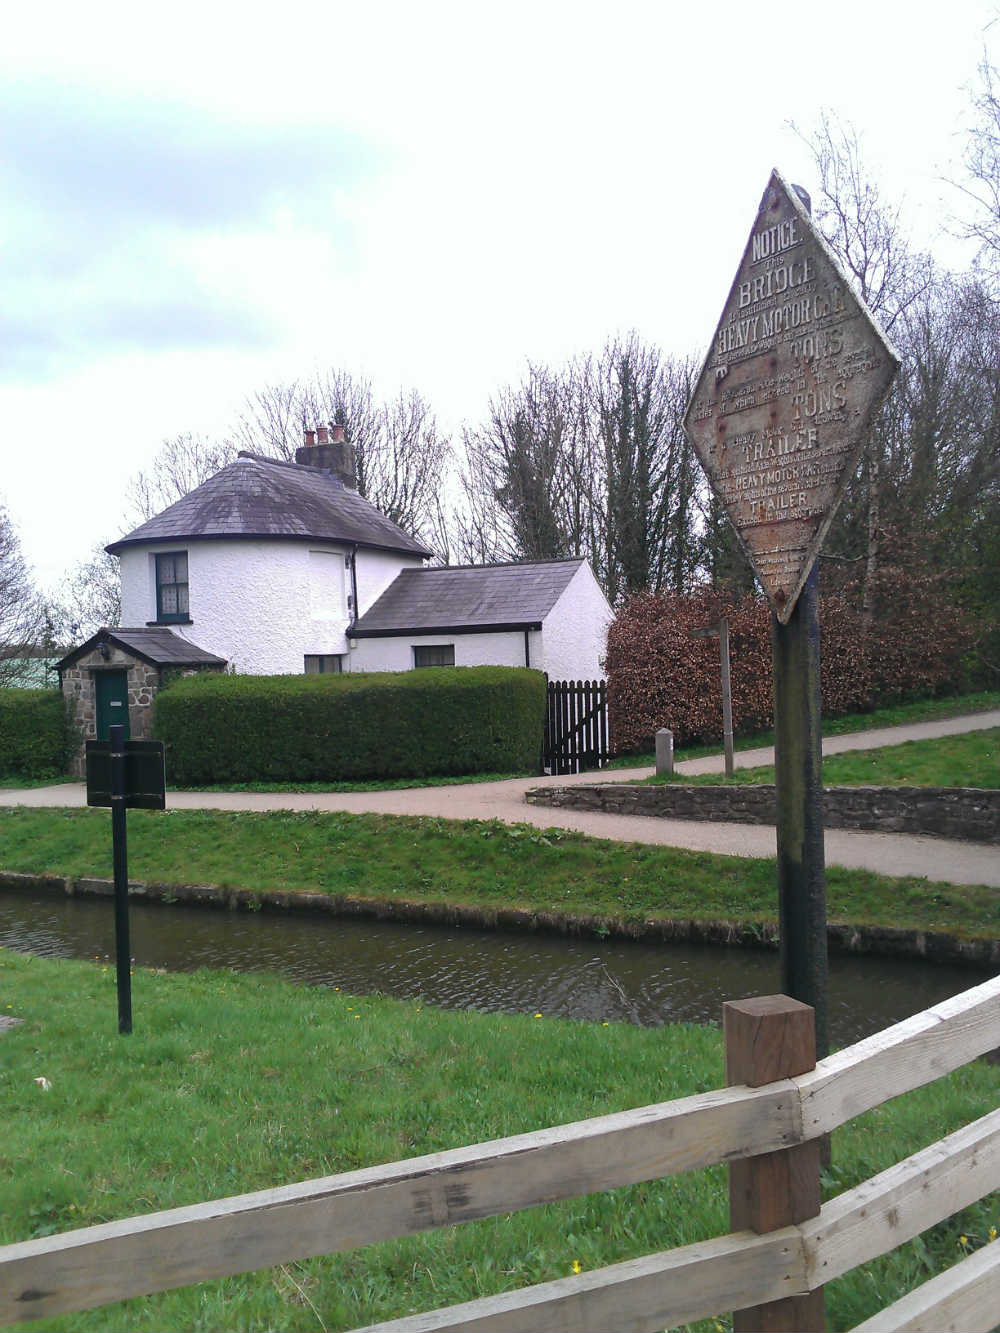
308,550,346,620
155,552,189,622
413,644,455,668
304,654,343,674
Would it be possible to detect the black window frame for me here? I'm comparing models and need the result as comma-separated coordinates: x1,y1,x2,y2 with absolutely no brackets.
155,551,190,623
413,644,455,668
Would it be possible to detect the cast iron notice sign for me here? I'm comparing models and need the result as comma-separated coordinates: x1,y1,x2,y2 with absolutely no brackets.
683,168,900,622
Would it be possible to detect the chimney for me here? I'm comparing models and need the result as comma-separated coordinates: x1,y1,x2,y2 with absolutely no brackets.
295,421,357,489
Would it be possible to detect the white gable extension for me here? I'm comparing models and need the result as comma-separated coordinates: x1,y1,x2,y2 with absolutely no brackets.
349,559,612,680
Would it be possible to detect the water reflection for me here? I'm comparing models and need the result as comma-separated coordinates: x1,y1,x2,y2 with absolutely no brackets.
0,889,991,1046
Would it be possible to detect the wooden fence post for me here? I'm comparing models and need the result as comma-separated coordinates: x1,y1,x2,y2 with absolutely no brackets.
725,994,824,1332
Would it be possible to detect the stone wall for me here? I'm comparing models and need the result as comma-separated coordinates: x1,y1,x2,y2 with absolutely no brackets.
60,645,159,777
525,782,1000,844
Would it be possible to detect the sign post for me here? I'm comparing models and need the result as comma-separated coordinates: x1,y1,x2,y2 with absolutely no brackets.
691,619,735,778
684,170,899,1059
110,725,132,1033
86,729,166,1034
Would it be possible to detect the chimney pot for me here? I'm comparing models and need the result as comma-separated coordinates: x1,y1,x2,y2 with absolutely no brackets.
331,423,345,443
317,425,330,445
304,428,316,447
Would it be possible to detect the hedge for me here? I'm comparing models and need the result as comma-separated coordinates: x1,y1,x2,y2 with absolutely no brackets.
0,689,72,779
607,575,977,755
153,667,547,785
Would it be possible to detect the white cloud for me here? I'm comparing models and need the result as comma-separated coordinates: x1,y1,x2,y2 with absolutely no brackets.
0,0,994,597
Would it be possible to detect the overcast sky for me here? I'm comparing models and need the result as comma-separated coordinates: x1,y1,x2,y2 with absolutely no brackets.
2,1,996,595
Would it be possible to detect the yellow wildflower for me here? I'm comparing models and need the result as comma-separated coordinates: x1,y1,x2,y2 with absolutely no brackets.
571,1260,582,1274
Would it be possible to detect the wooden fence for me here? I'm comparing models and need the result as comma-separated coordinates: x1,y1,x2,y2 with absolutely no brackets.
544,678,608,775
2,975,999,1331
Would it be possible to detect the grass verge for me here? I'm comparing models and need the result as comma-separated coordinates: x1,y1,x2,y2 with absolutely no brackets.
1,951,997,1332
0,806,997,941
608,689,1000,769
646,727,1000,789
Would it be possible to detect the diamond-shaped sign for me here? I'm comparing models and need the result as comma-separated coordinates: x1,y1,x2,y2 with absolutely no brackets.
684,169,900,622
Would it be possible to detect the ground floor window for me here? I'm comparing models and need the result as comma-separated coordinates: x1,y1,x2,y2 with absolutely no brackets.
304,654,343,674
413,644,455,668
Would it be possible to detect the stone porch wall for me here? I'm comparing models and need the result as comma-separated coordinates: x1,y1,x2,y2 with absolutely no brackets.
525,782,1000,845
61,646,159,777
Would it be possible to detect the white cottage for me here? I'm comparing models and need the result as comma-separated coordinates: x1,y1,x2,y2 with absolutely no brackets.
59,425,612,764
109,426,432,675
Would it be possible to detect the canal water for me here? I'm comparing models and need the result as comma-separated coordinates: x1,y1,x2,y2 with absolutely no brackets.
1,888,992,1046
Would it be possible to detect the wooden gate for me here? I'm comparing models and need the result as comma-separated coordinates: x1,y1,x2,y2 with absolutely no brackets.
544,678,608,775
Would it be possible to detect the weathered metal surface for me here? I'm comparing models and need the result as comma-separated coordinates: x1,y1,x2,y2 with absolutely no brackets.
86,739,166,811
684,169,900,622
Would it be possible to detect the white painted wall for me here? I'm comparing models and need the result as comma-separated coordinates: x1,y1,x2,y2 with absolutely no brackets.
117,542,608,680
354,549,424,617
119,539,420,675
539,562,613,681
349,628,538,673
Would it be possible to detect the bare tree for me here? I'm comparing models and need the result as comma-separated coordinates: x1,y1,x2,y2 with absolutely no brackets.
589,336,699,601
48,543,122,642
229,380,305,459
792,112,929,624
125,432,236,525
951,53,1000,279
232,371,451,548
459,362,589,566
459,337,703,600
0,503,42,686
793,112,925,332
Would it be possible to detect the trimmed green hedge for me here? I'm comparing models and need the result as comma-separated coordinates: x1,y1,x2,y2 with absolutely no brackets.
154,668,547,785
0,689,71,779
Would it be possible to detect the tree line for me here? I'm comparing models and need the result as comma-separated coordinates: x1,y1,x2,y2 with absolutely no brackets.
3,69,998,684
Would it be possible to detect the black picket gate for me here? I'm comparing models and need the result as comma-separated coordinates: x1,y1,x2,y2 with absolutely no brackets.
543,678,609,775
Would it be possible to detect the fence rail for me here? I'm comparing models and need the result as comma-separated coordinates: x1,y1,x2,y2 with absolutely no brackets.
3,974,999,1330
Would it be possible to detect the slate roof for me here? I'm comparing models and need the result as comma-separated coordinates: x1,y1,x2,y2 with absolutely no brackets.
351,559,586,636
56,628,227,671
106,454,432,558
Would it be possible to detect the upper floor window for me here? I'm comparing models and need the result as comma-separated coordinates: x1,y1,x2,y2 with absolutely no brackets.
413,644,455,668
156,552,189,622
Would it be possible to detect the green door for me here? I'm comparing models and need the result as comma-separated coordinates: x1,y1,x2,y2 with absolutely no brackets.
95,671,130,740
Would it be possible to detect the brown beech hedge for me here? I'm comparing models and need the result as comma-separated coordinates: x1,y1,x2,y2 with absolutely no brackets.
606,560,977,753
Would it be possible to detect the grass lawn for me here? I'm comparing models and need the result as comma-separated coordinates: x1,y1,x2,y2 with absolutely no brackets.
608,689,1000,769
1,951,996,1332
645,727,1000,789
0,806,997,941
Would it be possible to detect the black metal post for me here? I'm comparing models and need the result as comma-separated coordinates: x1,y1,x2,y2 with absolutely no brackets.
771,565,827,1058
109,723,133,1035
